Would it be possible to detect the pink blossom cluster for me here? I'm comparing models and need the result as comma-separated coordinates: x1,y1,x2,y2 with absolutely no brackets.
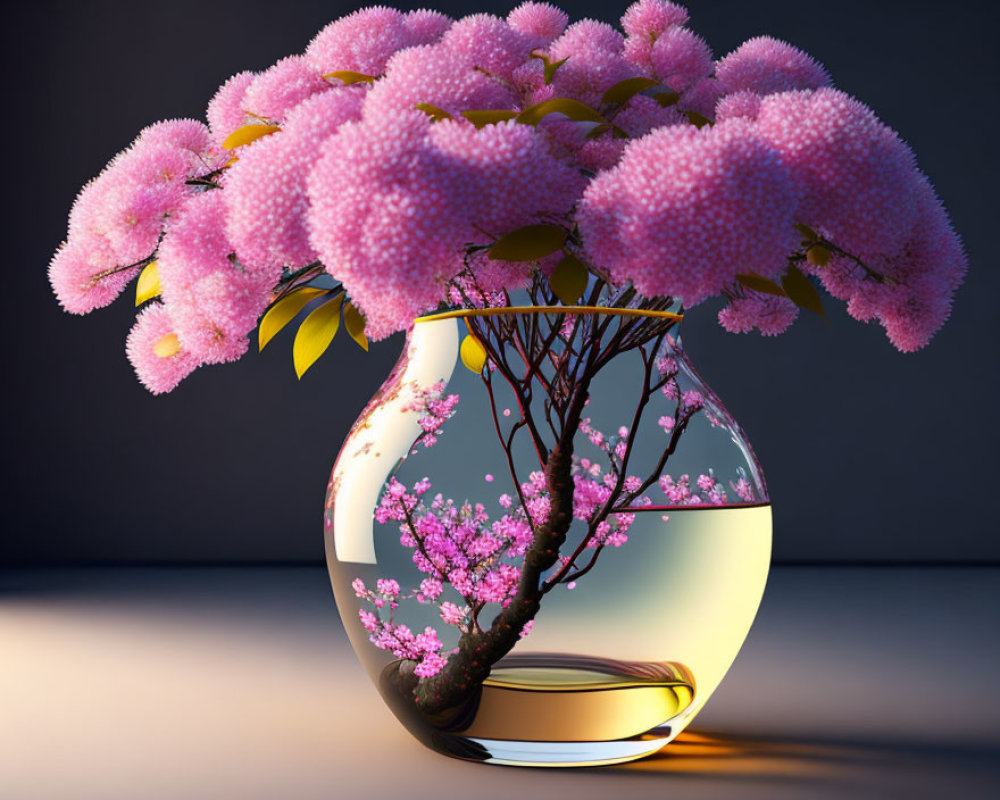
404,381,460,448
360,473,538,675
659,473,728,505
51,1,967,393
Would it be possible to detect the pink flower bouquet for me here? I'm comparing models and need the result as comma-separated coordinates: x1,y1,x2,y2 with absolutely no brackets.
49,1,966,394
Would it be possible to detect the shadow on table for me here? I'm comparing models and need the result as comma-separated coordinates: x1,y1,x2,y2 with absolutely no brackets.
604,729,1000,786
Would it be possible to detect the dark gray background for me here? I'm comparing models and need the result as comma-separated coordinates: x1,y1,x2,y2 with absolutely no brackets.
2,0,996,564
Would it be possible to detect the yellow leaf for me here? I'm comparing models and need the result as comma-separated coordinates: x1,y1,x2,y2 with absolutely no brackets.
343,302,369,351
135,261,160,306
516,98,607,126
549,253,589,304
795,223,819,242
686,111,712,129
322,70,376,85
488,224,568,261
653,90,680,107
258,287,329,351
807,245,831,267
781,264,827,318
460,334,487,374
153,333,180,358
737,272,787,298
543,57,568,84
222,124,281,150
293,294,344,378
415,102,453,121
601,77,659,106
461,110,518,128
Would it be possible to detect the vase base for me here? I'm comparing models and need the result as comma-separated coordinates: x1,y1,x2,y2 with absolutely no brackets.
436,732,674,767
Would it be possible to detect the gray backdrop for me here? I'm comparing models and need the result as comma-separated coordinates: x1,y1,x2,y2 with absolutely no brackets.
2,0,996,563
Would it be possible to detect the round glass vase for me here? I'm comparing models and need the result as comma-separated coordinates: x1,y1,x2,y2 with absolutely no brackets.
325,306,771,768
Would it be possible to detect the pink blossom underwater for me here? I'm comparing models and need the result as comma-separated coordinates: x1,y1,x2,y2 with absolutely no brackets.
49,1,967,392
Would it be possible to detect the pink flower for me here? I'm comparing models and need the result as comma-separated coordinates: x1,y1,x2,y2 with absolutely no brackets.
241,55,330,123
755,89,920,261
125,303,200,394
578,119,800,305
440,602,465,626
206,71,256,146
363,44,516,120
718,291,799,336
404,10,453,45
715,90,762,122
307,111,469,339
649,27,713,92
440,14,536,81
49,235,131,314
419,578,444,602
550,20,625,60
225,88,364,271
507,3,568,44
305,6,410,76
621,1,689,39
716,37,831,96
157,192,271,364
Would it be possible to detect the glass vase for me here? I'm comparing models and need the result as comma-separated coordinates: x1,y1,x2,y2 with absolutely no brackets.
325,306,771,767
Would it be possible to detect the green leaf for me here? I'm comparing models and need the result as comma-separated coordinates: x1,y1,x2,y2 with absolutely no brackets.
134,261,160,306
322,71,376,85
549,253,589,304
258,287,329,351
461,110,518,128
601,77,659,106
343,302,369,351
488,224,568,261
686,111,712,129
222,124,281,150
293,294,344,378
516,98,607,126
544,57,567,84
781,264,826,318
460,334,487,373
653,90,680,107
414,103,452,122
807,245,831,267
583,123,612,141
737,272,787,298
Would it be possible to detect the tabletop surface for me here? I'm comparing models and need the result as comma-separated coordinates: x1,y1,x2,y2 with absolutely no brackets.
2,565,998,800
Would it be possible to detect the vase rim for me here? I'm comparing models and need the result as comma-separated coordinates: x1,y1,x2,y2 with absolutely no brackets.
414,305,684,324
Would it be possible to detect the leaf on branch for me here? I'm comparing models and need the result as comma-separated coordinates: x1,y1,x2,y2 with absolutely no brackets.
781,264,827,318
653,90,680,107
293,294,344,378
807,244,831,267
795,223,819,242
488,224,568,261
544,57,567,84
258,287,330,351
343,302,369,351
460,334,487,374
222,124,281,150
415,103,452,122
550,253,589,304
461,109,518,128
685,111,712,129
135,261,161,306
531,52,568,84
323,70,376,85
516,98,607,126
601,76,659,106
737,272,787,298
